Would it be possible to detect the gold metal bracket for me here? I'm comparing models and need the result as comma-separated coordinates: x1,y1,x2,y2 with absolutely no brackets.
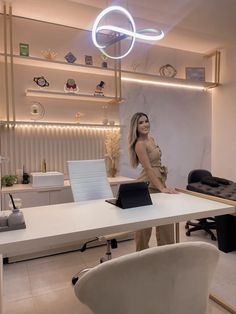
205,50,221,89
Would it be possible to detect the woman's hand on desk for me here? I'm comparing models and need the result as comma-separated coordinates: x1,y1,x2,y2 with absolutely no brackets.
160,187,178,194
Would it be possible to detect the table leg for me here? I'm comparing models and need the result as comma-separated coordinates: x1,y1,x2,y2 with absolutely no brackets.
175,222,180,243
0,254,3,314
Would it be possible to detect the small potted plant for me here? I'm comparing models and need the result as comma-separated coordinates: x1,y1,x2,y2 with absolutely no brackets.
1,175,17,187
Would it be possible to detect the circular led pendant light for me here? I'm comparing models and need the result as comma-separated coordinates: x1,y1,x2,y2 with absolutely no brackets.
92,6,164,59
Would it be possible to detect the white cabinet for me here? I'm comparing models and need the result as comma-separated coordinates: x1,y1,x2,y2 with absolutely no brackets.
1,187,73,210
3,190,50,210
1,176,134,210
49,187,73,205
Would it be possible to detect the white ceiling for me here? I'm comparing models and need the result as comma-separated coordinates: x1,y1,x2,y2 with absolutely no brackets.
5,0,236,53
68,0,236,53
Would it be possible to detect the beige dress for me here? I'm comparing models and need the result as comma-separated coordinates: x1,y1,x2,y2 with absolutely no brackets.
135,137,175,251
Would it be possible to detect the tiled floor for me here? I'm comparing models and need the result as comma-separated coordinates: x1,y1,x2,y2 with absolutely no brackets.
2,223,235,314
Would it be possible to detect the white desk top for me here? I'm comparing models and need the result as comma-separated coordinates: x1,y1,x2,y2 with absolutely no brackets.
0,192,235,256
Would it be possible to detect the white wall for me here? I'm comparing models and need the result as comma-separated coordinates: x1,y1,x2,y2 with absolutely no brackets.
119,83,212,188
212,45,236,181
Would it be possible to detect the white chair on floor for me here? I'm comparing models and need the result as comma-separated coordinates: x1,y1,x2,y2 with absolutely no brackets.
74,241,219,314
67,159,132,284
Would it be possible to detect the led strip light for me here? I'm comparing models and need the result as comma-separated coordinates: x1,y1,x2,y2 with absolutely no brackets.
122,77,207,90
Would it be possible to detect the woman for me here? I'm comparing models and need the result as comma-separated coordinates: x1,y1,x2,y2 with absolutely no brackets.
128,112,176,251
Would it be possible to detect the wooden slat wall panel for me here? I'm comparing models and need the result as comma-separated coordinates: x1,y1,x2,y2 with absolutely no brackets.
0,125,118,177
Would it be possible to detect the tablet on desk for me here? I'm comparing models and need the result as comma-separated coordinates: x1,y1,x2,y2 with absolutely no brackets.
106,181,152,209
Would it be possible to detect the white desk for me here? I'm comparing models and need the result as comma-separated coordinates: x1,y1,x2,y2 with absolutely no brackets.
0,192,235,257
0,192,235,314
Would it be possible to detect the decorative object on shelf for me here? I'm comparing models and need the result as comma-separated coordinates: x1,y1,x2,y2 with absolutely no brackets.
16,168,23,184
64,78,79,93
94,81,105,96
102,105,108,125
19,43,29,56
109,120,115,126
159,64,177,78
85,55,93,65
131,62,142,72
22,165,30,184
105,131,120,177
186,67,205,81
30,102,45,120
101,53,108,68
41,159,47,173
41,49,58,60
33,76,49,87
64,52,77,63
75,112,84,124
22,172,30,184
92,6,164,59
1,175,17,187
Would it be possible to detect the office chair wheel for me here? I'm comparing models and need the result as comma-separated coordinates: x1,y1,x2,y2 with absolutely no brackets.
185,223,189,229
100,257,106,263
186,230,191,237
211,234,217,241
72,276,79,286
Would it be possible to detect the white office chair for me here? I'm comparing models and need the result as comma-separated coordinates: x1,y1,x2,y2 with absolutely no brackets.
74,241,219,314
67,159,132,284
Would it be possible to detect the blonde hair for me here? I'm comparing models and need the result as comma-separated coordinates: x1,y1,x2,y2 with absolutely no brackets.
128,112,149,168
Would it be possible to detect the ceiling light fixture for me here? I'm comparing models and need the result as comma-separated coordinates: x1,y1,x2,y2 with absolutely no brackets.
92,6,164,59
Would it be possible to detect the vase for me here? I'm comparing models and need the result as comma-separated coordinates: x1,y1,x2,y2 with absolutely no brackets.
109,166,117,177
108,159,117,177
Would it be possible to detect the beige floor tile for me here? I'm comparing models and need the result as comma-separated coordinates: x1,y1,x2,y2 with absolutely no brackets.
3,262,28,280
3,274,32,302
33,287,92,314
29,263,87,296
81,245,108,266
3,297,36,314
25,251,87,296
26,250,86,272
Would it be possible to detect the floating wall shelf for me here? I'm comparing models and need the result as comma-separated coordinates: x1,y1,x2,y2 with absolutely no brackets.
121,70,218,90
0,53,115,76
25,88,120,103
0,54,218,90
0,120,121,129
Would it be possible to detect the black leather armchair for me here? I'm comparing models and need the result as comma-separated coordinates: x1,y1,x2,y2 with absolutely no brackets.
185,169,217,241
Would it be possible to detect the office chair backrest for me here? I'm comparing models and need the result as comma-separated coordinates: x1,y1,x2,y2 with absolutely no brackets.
188,169,212,184
75,242,219,314
67,159,113,202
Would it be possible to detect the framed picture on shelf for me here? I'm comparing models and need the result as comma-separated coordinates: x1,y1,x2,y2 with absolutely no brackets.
19,43,29,56
185,67,205,81
85,55,93,65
